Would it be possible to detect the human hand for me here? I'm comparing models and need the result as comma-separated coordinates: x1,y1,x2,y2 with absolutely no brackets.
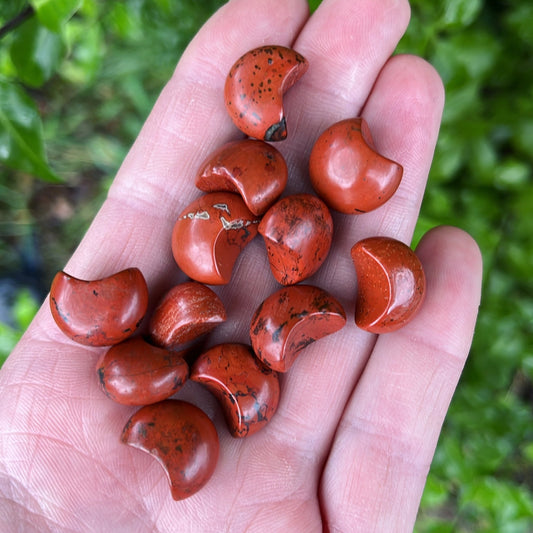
0,0,482,531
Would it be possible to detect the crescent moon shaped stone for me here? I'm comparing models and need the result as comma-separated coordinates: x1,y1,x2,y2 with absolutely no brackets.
96,336,188,406
121,400,219,501
250,285,346,372
49,267,149,347
309,118,403,214
171,192,259,285
258,194,333,285
190,343,280,438
149,281,226,349
195,139,288,216
351,236,426,333
224,45,308,141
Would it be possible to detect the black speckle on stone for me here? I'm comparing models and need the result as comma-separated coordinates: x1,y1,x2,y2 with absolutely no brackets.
264,118,287,142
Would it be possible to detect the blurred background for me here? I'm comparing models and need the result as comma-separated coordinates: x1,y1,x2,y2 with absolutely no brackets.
1,0,532,530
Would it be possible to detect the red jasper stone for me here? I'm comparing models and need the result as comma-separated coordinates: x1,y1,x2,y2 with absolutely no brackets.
149,282,226,349
96,337,188,405
224,45,308,141
195,139,288,216
172,192,259,285
258,194,333,285
351,236,426,333
309,118,403,214
250,285,346,372
49,268,149,347
121,400,219,501
190,343,280,438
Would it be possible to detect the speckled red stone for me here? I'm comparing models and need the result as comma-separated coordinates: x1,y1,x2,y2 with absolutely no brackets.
96,336,188,405
309,118,403,214
149,281,226,349
190,343,280,438
49,268,149,347
195,139,288,216
258,193,333,285
121,400,219,501
171,192,259,285
351,236,426,333
250,285,346,372
224,45,308,141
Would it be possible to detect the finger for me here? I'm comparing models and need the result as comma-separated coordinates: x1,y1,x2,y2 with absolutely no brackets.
64,0,309,283
267,54,445,462
320,226,483,532
282,0,412,180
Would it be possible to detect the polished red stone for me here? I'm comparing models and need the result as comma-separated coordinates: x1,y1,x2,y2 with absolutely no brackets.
96,337,188,405
224,45,308,141
149,281,226,349
172,192,259,285
195,139,288,216
121,400,219,501
250,285,346,372
309,118,403,214
49,268,149,346
190,343,280,438
351,236,426,333
258,194,333,285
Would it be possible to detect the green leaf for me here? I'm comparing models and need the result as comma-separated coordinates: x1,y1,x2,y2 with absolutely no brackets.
440,0,482,29
459,477,533,532
12,289,39,330
60,19,102,85
30,0,82,32
420,474,450,508
0,322,21,366
523,441,533,464
0,1,28,25
0,78,62,182
9,16,66,88
493,158,530,190
506,3,533,47
308,0,322,13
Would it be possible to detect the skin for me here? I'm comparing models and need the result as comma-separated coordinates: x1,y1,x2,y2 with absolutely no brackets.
0,0,483,532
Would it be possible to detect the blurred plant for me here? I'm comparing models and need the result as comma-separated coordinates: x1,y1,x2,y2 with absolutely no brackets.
0,287,39,366
397,0,533,531
1,0,532,530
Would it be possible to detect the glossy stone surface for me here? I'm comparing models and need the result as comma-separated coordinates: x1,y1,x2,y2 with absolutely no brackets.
96,337,188,405
191,343,280,438
224,45,308,141
351,236,426,333
258,194,333,285
250,285,346,372
195,139,288,216
172,192,259,285
121,400,219,501
149,281,226,349
309,118,403,214
49,268,149,346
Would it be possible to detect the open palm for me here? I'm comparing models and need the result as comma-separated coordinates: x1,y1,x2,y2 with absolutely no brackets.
0,0,482,531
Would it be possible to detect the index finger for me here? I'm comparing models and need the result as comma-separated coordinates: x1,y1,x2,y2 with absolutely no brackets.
64,0,310,284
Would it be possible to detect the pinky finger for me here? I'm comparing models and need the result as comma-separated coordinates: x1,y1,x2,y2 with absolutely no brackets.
319,226,483,532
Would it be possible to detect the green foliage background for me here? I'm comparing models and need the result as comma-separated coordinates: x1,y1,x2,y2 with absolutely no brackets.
1,0,532,530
